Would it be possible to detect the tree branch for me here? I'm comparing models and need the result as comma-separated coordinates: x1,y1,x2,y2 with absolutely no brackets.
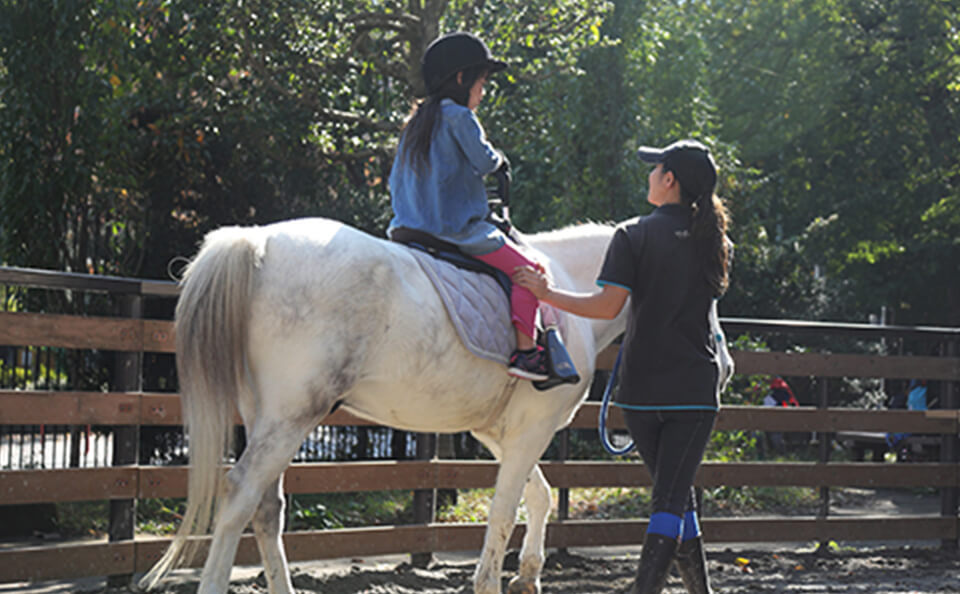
315,107,402,133
347,12,421,32
238,28,403,134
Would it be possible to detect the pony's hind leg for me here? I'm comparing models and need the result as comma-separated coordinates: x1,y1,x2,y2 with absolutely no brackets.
507,464,551,594
198,422,314,594
252,476,295,594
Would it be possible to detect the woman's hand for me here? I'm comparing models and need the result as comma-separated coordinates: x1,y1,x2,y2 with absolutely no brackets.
514,266,629,320
513,265,549,299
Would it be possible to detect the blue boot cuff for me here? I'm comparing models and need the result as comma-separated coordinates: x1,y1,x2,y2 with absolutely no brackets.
680,510,701,542
647,512,683,539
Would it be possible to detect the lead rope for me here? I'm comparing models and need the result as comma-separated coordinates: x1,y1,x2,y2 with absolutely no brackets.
599,346,635,455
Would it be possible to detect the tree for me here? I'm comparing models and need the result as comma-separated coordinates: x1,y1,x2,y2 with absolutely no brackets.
0,1,142,274
1,0,612,279
699,0,960,325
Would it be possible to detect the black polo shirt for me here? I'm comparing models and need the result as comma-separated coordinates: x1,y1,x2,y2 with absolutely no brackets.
598,204,720,410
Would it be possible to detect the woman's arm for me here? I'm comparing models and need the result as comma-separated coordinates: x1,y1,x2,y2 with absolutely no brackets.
513,266,629,320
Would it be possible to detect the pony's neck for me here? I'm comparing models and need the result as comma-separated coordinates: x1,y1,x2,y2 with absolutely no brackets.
526,222,626,352
525,222,616,292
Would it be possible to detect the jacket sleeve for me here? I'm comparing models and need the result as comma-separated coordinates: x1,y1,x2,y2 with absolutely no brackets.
450,108,503,175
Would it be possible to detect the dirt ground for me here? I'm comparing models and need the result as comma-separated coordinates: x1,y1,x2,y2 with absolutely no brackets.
80,544,960,593
4,489,958,594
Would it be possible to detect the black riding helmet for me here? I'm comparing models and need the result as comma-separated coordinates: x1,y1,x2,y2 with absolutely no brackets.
422,32,507,95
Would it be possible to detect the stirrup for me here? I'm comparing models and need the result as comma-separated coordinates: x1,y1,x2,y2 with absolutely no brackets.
532,326,580,391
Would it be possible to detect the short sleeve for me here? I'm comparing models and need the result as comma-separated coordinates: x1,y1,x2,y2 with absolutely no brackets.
597,226,637,292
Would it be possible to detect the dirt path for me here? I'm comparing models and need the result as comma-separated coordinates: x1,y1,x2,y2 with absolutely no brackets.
5,489,956,594
107,544,958,593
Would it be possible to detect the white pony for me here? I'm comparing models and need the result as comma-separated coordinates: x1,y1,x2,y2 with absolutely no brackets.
139,217,627,594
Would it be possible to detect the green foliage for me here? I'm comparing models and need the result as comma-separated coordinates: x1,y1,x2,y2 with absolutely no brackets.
1,0,957,328
706,429,760,463
570,486,651,520
137,497,186,535
436,488,500,523
0,0,611,281
289,491,413,530
54,501,109,537
0,356,69,390
703,485,819,516
291,500,344,530
699,0,960,325
0,1,142,273
57,494,410,535
721,334,773,407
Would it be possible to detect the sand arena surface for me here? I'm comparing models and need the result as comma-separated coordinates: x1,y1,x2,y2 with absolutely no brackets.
3,489,956,593
60,543,958,593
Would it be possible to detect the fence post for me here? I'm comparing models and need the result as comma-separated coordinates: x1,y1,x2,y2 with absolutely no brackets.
941,339,959,550
556,429,570,523
554,428,570,555
411,432,437,568
816,377,831,552
107,294,142,586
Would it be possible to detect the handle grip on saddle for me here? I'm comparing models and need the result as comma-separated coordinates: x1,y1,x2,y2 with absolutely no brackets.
490,165,511,209
487,165,513,234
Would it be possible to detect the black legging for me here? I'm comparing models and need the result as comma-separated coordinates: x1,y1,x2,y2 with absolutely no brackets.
623,409,717,516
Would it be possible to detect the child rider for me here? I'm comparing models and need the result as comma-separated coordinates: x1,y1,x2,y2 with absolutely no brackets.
388,32,549,382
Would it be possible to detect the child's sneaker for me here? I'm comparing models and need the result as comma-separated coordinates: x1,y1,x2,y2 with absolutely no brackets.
508,346,549,381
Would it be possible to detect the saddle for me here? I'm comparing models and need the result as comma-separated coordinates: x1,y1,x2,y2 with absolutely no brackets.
391,227,579,391
389,227,512,299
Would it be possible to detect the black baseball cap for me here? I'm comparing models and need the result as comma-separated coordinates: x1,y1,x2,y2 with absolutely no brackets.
637,139,718,199
421,32,507,95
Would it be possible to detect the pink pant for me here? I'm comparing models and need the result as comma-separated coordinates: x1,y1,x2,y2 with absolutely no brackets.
475,243,540,339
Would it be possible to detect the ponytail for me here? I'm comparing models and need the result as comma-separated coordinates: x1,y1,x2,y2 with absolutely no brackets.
398,98,442,174
690,192,731,297
398,64,488,175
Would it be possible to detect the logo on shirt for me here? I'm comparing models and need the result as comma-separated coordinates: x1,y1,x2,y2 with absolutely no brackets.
674,229,690,240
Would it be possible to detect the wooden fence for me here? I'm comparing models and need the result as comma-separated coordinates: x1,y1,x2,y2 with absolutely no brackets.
0,266,958,584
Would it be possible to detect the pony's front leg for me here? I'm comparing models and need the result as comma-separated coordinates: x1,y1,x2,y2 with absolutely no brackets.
506,464,551,594
472,454,533,594
252,475,295,594
472,421,558,594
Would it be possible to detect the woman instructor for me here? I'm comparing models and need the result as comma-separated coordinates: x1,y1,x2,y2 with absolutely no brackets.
513,139,731,594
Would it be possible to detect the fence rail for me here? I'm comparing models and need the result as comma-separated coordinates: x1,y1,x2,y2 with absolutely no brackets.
3,457,958,505
1,265,958,584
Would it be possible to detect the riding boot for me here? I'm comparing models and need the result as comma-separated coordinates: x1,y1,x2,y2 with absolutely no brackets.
674,536,712,594
628,533,678,594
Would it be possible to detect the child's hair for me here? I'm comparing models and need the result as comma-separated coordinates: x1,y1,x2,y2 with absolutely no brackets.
399,64,489,174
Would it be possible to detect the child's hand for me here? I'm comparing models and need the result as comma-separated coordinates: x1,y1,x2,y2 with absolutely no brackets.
513,265,549,299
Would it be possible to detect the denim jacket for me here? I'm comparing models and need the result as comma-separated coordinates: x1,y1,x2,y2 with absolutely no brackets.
388,99,505,255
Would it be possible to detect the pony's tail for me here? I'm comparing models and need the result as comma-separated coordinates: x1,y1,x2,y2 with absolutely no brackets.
139,227,263,590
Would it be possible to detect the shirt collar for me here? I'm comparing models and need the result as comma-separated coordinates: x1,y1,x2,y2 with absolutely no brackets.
656,203,691,216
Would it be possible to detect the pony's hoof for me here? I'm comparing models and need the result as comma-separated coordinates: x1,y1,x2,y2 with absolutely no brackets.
506,576,540,594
